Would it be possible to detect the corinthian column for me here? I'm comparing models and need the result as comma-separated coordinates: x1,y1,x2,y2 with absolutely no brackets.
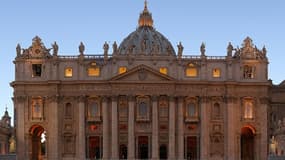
77,95,86,159
48,96,59,159
168,96,176,159
259,97,268,160
128,96,135,159
226,96,237,160
14,96,26,160
177,97,184,159
200,96,209,159
102,96,109,159
152,96,159,159
111,96,119,159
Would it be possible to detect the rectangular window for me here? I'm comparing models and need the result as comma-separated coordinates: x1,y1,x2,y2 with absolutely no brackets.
212,68,221,78
88,67,100,77
32,64,42,77
186,68,197,77
243,65,255,79
65,68,73,77
31,98,43,120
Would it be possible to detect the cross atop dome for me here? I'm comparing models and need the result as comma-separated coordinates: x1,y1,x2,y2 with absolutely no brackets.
138,0,153,27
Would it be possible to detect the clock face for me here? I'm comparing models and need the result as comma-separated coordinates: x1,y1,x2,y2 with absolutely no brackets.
35,49,41,54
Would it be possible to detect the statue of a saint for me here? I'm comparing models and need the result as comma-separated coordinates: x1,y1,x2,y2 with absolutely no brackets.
177,42,184,57
227,42,233,56
16,44,21,57
79,42,85,55
103,42,109,55
200,42,206,56
262,46,267,55
113,41,118,54
52,41,59,56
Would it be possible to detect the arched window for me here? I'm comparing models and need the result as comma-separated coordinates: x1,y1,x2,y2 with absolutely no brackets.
244,101,253,119
136,97,150,121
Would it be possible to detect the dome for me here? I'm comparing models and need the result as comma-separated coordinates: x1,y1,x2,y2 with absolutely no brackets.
118,1,175,56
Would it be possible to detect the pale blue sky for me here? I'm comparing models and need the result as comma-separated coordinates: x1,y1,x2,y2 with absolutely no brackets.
0,0,285,121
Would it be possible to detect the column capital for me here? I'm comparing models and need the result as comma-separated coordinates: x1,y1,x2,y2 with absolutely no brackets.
168,95,175,102
127,95,135,101
111,95,118,101
225,96,238,104
14,96,27,103
78,95,86,103
47,95,60,103
102,96,109,102
200,96,210,103
151,95,158,101
177,96,184,103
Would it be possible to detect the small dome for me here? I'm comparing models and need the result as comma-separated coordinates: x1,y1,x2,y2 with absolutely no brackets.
118,1,175,56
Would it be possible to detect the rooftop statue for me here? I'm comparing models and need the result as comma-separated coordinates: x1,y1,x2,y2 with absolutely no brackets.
16,44,21,57
103,42,109,55
79,42,85,55
52,41,59,56
177,42,183,58
200,42,206,56
227,42,233,57
113,41,118,54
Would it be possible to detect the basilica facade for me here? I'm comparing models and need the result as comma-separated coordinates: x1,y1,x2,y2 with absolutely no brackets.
12,2,271,160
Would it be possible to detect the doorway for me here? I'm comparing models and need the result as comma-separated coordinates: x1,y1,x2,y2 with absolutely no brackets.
138,136,148,159
29,125,46,160
88,136,101,159
159,144,167,159
241,126,255,160
186,136,198,160
119,144,128,159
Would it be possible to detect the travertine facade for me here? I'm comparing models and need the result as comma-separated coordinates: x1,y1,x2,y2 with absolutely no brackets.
12,2,272,160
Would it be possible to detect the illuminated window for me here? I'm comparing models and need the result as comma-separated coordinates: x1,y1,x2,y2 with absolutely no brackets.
119,66,127,74
186,63,198,77
32,64,42,77
88,62,100,77
243,65,255,79
31,98,43,119
244,101,253,119
212,68,221,78
65,68,73,77
159,67,168,75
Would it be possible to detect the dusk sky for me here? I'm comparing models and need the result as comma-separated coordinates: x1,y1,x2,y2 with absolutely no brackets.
1,0,285,120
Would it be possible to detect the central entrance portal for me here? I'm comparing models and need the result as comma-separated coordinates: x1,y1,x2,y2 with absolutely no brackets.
138,136,148,159
88,136,101,159
241,127,255,160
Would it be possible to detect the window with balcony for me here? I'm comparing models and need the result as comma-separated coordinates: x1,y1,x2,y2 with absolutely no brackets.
87,100,101,121
185,97,199,122
136,97,150,121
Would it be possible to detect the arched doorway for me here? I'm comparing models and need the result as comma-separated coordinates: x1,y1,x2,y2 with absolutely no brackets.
241,126,255,160
159,144,167,159
29,125,46,160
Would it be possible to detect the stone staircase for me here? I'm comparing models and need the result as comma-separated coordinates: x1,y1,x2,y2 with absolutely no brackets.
0,154,16,160
268,155,285,160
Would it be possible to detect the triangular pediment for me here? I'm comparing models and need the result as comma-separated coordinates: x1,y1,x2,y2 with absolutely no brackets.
109,64,175,82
